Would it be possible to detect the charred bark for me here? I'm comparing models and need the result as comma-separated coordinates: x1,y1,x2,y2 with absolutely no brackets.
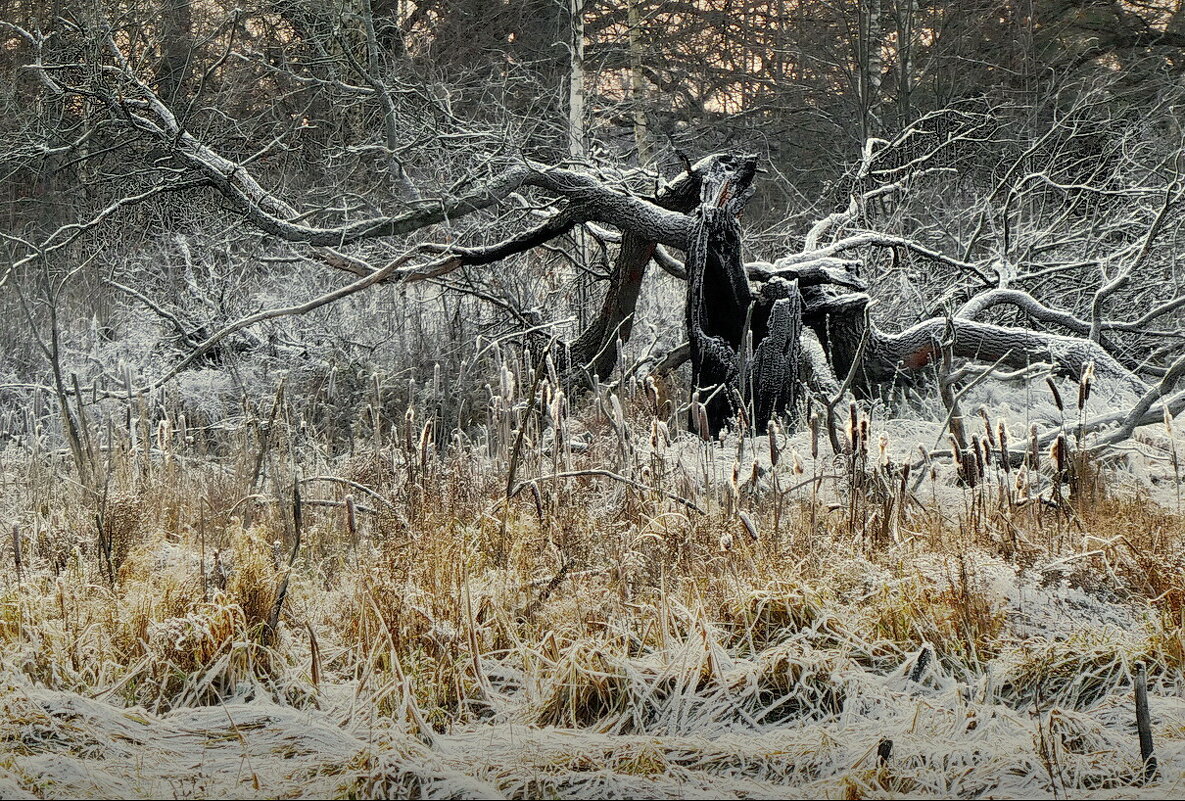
685,154,807,436
564,154,724,382
795,281,1147,399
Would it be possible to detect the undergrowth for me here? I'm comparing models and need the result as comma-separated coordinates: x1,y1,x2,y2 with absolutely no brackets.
0,362,1183,799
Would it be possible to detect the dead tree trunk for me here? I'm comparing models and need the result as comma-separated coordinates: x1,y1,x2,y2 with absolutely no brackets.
793,278,1147,399
564,155,719,382
685,155,804,436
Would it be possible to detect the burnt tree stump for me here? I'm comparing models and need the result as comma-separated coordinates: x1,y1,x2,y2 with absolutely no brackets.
685,155,805,437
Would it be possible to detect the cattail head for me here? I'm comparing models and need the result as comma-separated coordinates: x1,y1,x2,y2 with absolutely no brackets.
768,419,781,467
1077,361,1095,411
980,409,996,448
156,417,171,453
404,406,416,452
344,494,358,543
859,418,869,456
848,402,859,452
998,420,1010,473
499,363,515,401
697,404,711,442
809,412,820,459
1028,423,1040,470
1046,377,1064,413
1164,405,1174,435
610,394,625,429
1051,434,1067,476
878,433,889,467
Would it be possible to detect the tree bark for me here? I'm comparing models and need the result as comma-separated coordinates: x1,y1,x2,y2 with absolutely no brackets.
795,285,1148,399
562,155,722,382
684,154,805,436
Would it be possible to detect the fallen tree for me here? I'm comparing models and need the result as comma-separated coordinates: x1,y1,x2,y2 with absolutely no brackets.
7,23,1185,458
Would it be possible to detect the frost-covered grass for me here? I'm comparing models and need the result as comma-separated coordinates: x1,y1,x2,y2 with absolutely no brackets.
0,368,1183,799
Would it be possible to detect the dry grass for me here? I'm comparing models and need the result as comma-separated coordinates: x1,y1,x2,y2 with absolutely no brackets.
1,366,1183,799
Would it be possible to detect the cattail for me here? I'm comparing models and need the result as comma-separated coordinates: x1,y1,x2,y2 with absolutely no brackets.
1078,361,1095,411
404,406,416,453
11,524,21,580
1165,405,1175,435
695,402,711,442
731,460,741,489
610,394,625,429
971,434,986,481
645,376,660,414
551,388,566,429
293,480,303,537
849,402,859,453
878,433,890,467
859,418,869,457
980,409,996,449
1051,434,1067,476
998,420,1011,473
1027,423,1040,470
545,352,559,389
981,436,993,474
499,363,515,402
768,420,781,467
420,421,434,471
809,412,820,459
1046,376,1064,413
750,460,760,486
156,417,170,453
345,494,358,545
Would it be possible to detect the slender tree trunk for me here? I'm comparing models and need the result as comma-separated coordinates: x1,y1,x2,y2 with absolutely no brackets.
568,0,586,160
857,0,884,140
628,0,650,166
